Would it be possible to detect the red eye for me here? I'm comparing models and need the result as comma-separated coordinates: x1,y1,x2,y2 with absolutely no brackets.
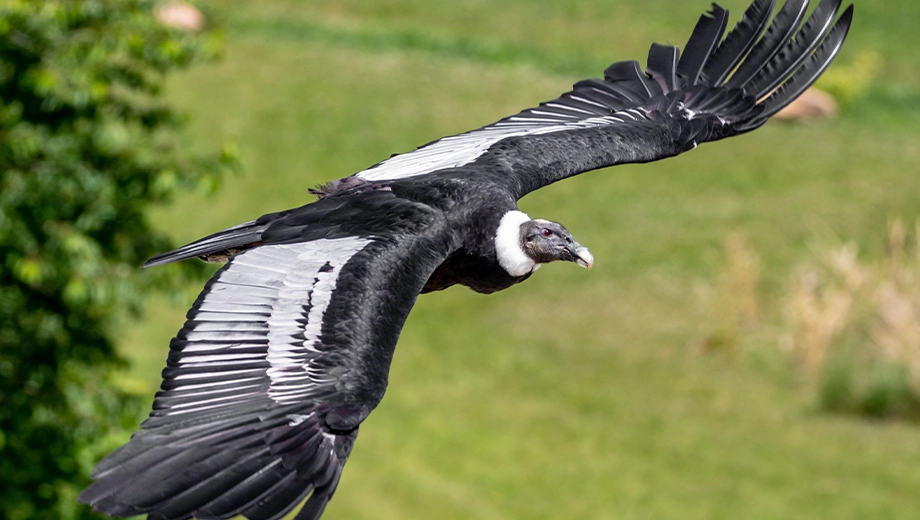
542,229,552,237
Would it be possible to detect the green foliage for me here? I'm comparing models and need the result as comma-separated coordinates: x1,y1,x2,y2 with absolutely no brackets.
820,362,920,420
816,50,883,106
0,1,235,518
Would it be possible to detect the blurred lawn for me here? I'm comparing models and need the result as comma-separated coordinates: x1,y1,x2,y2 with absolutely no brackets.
116,0,920,518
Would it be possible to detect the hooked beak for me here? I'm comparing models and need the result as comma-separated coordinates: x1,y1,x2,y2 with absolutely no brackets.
575,246,594,269
572,245,594,269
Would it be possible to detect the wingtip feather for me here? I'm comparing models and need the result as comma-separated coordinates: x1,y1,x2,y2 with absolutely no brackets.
701,0,776,86
756,3,853,120
725,0,810,90
677,3,730,86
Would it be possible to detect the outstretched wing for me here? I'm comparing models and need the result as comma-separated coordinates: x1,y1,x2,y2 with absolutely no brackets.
353,0,852,198
79,198,458,520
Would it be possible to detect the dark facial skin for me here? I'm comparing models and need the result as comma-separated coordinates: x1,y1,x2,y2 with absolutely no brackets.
519,219,593,268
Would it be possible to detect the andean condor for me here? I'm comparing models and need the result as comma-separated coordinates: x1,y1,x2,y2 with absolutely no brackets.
80,0,853,518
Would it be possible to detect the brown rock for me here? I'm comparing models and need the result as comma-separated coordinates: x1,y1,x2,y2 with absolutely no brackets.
773,88,838,121
155,2,205,32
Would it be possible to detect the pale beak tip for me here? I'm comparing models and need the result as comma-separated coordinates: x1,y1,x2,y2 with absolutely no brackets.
575,247,594,270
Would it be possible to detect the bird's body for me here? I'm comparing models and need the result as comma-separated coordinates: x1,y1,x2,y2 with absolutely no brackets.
80,1,853,519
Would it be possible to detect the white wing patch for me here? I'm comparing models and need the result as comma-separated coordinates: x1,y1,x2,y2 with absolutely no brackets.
162,237,373,415
264,238,372,404
355,110,648,182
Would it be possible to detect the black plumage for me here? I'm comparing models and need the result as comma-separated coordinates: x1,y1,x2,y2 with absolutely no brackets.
677,4,730,85
725,0,809,90
702,0,777,86
79,1,854,519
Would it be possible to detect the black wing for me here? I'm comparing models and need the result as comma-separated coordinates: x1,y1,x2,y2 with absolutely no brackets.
80,196,458,520
352,0,852,198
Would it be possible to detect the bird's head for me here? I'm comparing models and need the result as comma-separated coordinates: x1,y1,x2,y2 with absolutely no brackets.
495,211,593,276
520,219,593,269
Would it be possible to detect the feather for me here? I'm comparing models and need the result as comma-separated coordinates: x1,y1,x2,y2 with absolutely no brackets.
144,219,267,268
747,0,843,99
754,5,853,121
579,74,645,104
690,88,742,114
664,90,685,113
676,3,730,86
571,79,633,111
726,0,809,90
85,441,264,513
702,0,776,85
646,43,680,93
139,448,277,519
194,459,291,518
293,490,333,520
241,478,314,520
603,60,661,98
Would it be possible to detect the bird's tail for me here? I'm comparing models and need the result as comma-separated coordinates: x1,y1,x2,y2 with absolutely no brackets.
143,219,269,267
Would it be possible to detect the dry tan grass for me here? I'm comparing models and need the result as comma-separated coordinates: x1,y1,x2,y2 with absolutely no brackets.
785,243,865,377
701,221,920,418
700,232,761,356
872,219,920,387
785,218,920,398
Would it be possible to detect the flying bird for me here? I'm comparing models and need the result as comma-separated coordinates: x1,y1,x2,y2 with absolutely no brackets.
80,0,852,518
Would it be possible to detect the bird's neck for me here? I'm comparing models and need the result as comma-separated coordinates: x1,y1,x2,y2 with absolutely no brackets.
494,210,539,277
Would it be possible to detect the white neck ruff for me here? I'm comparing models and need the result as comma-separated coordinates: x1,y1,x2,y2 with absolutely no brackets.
495,210,539,277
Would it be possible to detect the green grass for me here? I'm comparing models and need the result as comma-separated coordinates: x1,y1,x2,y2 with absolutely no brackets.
115,0,920,518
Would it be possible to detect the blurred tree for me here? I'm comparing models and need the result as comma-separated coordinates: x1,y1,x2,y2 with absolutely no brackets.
0,1,235,518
